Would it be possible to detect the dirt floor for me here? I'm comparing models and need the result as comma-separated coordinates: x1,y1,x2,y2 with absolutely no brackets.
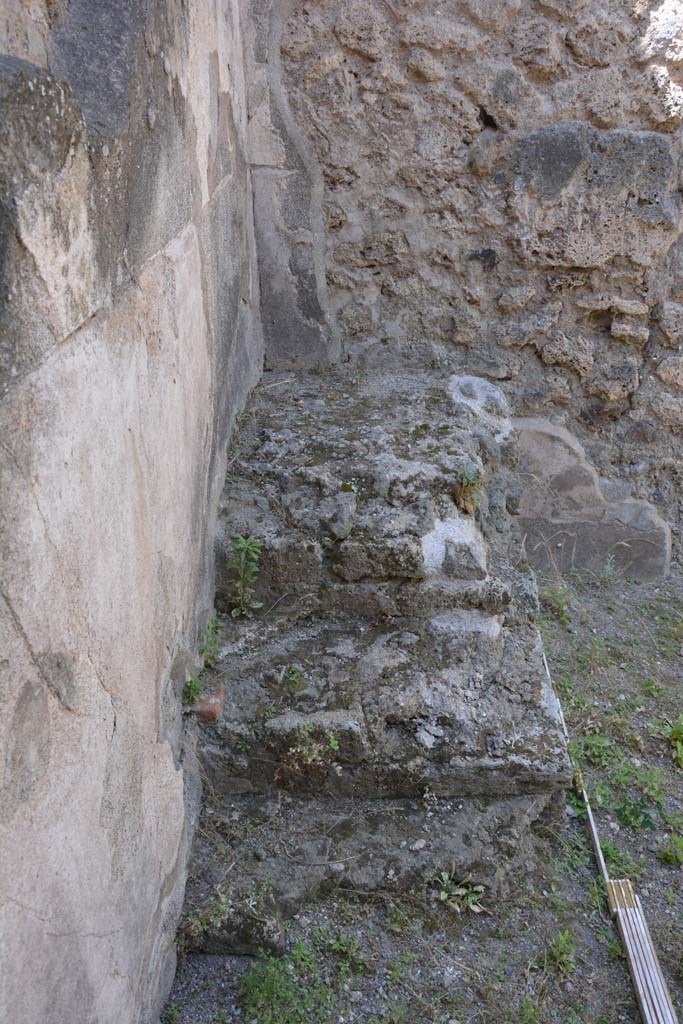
165,569,683,1024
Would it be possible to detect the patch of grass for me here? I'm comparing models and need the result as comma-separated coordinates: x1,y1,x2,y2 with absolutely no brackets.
518,996,542,1023
663,810,683,832
588,877,608,914
548,929,577,975
575,636,612,674
386,951,417,984
587,780,613,811
600,839,643,881
385,902,410,936
657,835,683,867
555,676,590,713
654,609,683,657
611,763,665,807
614,797,657,831
556,831,591,879
641,677,665,699
578,733,617,768
161,1005,181,1024
595,924,624,961
328,932,369,974
240,941,338,1024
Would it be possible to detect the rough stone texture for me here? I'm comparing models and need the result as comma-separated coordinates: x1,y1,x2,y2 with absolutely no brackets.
184,366,570,953
4,4,683,1022
0,5,263,1024
278,0,683,557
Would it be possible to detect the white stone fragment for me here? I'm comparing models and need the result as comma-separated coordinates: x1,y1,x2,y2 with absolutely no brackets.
421,514,488,579
449,375,512,441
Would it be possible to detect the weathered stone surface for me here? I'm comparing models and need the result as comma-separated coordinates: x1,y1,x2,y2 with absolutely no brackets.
188,367,570,954
0,6,264,1024
515,418,671,582
4,1,683,1018
513,124,679,268
277,0,681,553
199,615,568,799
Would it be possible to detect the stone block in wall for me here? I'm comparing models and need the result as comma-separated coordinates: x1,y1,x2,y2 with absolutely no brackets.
515,418,671,582
512,123,681,268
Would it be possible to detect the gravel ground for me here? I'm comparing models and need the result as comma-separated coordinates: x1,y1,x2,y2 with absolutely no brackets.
164,570,683,1024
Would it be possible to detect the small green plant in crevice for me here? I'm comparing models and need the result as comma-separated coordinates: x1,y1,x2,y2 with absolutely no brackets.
182,673,205,707
161,1005,181,1024
666,714,683,769
597,553,620,587
595,924,625,961
184,888,232,944
452,464,482,516
548,928,577,975
431,865,486,914
657,835,683,867
385,901,410,936
641,677,665,699
275,722,342,786
229,534,263,619
282,663,307,696
386,951,417,985
200,618,222,669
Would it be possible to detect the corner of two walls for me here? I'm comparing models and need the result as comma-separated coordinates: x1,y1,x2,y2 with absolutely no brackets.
241,0,341,370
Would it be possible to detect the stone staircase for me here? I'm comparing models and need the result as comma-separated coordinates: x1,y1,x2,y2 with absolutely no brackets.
181,365,571,955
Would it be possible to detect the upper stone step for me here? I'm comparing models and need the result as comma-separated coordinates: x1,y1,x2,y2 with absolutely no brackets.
215,369,525,620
